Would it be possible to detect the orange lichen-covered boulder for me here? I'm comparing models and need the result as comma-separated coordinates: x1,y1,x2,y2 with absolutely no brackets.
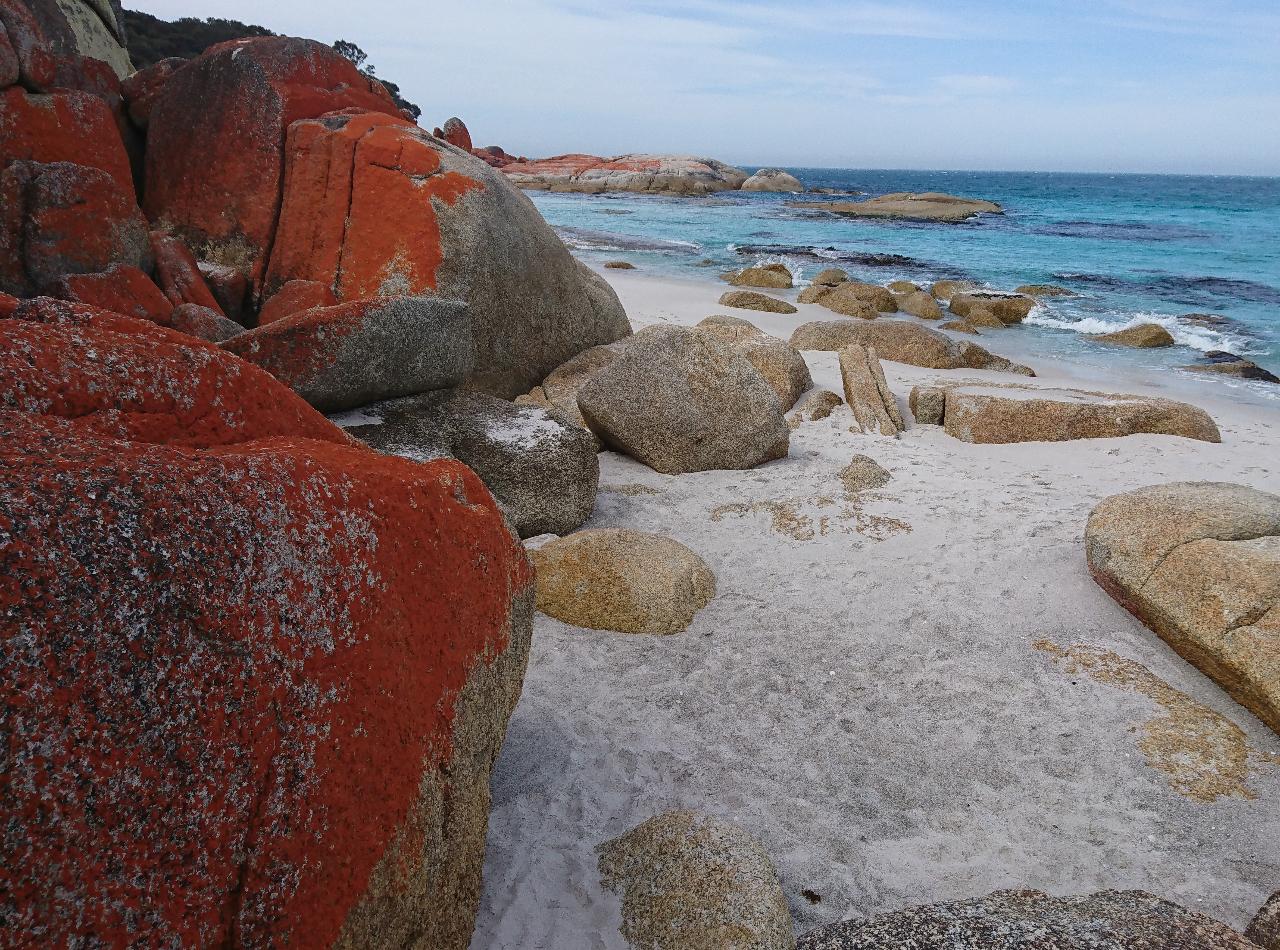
2,298,346,447
264,111,631,397
0,86,135,196
149,230,224,313
442,115,473,151
223,295,475,412
257,277,337,325
120,55,185,127
0,0,57,89
0,413,534,946
143,37,400,287
0,160,151,296
52,263,173,325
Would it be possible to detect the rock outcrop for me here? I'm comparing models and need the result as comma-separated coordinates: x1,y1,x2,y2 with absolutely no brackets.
576,325,790,474
261,108,631,396
503,153,749,195
839,345,904,437
719,289,798,314
143,37,401,288
223,296,474,412
1092,323,1175,348
341,390,600,539
530,529,716,634
1249,891,1280,949
1,302,534,948
797,889,1257,949
789,192,1003,223
929,384,1222,444
1086,482,1280,735
789,319,1035,376
599,810,795,950
741,167,804,192
1016,283,1076,297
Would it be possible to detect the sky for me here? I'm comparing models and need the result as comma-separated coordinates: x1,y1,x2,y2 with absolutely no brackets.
127,1,1280,175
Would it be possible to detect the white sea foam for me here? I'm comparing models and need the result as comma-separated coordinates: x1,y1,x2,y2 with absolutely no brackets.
1023,307,1255,355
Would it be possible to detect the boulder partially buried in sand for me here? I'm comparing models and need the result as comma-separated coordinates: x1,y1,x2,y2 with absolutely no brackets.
340,390,600,539
719,289,798,314
598,810,795,950
530,529,716,634
577,325,790,473
1086,482,1280,736
790,192,1002,223
788,388,844,428
789,319,1035,376
839,345,904,437
935,384,1221,444
797,889,1258,949
894,290,943,320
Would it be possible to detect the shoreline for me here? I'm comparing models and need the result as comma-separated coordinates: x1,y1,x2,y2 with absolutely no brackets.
472,264,1280,947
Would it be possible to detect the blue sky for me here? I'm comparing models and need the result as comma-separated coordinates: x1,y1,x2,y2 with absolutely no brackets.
129,1,1280,174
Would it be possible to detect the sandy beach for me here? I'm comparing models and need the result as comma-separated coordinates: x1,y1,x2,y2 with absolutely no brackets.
472,267,1280,948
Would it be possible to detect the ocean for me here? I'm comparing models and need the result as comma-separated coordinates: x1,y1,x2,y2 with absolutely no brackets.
528,168,1280,394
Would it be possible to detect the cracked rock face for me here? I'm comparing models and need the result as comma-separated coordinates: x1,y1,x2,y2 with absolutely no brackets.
797,889,1256,949
1086,481,1280,737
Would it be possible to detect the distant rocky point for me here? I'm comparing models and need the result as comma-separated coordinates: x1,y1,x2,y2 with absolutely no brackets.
501,153,750,195
790,191,1004,223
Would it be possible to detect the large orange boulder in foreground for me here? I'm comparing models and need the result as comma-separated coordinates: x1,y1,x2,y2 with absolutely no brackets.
1,299,535,946
2,298,346,447
264,111,631,397
143,37,401,289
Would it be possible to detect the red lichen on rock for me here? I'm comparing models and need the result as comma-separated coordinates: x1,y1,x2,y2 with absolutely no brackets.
0,86,135,197
0,20,18,87
150,230,225,313
0,290,17,317
0,408,532,945
221,296,377,390
143,37,401,289
0,159,152,296
442,116,473,151
120,56,186,128
53,263,174,325
2,300,347,447
264,111,483,301
258,277,337,325
0,0,57,89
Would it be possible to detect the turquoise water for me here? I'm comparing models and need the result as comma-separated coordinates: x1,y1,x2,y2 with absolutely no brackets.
529,169,1280,390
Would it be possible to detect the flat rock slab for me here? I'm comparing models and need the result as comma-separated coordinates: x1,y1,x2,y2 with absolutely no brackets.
790,319,1034,376
938,384,1221,444
788,192,1002,223
797,889,1257,949
839,345,903,437
720,290,799,314
1086,481,1280,736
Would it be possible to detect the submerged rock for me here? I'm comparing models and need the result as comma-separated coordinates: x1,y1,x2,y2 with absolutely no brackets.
599,810,794,950
342,390,599,539
1016,283,1077,297
797,889,1256,949
790,192,1003,223
1092,323,1175,348
1086,481,1280,736
604,260,636,269
531,529,716,634
1184,351,1280,384
577,325,789,474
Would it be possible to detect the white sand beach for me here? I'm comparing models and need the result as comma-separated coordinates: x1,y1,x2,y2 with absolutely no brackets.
471,267,1280,948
